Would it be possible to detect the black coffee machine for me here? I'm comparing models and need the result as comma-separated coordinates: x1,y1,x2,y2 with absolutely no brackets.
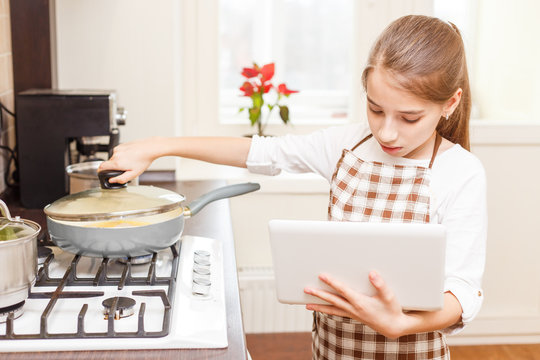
15,89,126,208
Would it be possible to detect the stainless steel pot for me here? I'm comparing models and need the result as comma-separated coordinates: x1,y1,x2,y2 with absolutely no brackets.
66,161,139,194
44,172,260,258
0,200,40,308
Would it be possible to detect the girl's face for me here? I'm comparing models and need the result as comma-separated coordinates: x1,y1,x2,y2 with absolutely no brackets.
365,67,458,159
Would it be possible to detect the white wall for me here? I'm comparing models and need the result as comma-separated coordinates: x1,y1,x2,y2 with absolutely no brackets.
473,0,540,121
54,0,182,170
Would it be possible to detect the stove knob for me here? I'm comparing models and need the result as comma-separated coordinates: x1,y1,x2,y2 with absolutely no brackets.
192,251,212,296
194,257,211,267
193,264,211,276
192,278,211,296
194,250,211,265
194,250,211,258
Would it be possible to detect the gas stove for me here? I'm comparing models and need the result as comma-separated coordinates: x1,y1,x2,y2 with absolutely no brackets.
0,235,228,352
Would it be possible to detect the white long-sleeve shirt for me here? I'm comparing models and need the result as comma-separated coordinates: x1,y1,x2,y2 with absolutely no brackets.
246,123,487,334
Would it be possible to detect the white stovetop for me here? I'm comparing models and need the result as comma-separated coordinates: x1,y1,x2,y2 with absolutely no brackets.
0,235,228,352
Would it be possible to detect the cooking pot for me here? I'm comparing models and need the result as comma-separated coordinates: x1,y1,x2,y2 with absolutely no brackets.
66,161,139,194
44,170,260,258
0,200,40,308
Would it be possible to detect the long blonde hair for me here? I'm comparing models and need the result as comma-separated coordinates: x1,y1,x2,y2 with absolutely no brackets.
362,15,471,150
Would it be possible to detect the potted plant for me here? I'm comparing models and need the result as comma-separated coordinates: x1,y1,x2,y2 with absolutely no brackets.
239,62,299,136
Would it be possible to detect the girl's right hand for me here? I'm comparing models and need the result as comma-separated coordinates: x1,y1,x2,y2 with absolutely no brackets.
98,137,163,184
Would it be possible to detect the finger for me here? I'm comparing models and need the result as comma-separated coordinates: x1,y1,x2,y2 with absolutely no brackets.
98,155,137,174
98,159,119,172
319,273,365,305
305,286,345,305
109,170,138,184
305,287,356,314
369,271,394,303
305,304,351,318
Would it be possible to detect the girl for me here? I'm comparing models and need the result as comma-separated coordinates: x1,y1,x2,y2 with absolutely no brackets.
100,15,486,360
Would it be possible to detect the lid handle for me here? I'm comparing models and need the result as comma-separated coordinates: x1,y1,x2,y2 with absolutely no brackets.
98,170,128,189
0,200,20,222
0,199,23,231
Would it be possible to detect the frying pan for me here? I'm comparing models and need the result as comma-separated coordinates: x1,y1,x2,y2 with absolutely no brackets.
44,171,260,257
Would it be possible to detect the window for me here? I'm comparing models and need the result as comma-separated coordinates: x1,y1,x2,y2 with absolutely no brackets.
219,0,353,126
182,0,432,136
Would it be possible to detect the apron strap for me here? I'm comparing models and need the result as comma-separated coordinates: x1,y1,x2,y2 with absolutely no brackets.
428,132,442,169
351,134,373,152
350,132,442,169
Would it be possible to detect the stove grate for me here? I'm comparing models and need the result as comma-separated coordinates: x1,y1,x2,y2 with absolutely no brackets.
0,242,180,340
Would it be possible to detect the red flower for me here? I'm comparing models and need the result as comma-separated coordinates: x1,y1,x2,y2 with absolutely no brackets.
241,67,259,78
277,83,299,96
240,81,255,96
262,83,272,93
260,63,275,82
238,62,299,135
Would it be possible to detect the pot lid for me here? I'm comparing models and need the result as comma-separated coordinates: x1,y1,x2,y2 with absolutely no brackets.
44,179,185,222
45,186,185,221
0,200,40,241
0,218,39,241
66,161,103,180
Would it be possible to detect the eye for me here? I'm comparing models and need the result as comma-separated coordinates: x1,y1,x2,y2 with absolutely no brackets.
402,117,420,123
369,107,383,114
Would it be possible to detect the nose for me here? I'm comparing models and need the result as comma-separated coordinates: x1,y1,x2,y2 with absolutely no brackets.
377,116,398,144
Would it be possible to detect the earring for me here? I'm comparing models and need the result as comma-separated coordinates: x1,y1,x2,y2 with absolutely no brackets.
445,113,449,121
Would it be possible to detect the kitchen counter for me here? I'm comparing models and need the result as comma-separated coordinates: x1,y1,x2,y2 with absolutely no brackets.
0,180,249,360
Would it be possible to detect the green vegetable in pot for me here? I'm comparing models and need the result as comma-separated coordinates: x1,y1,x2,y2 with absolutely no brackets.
0,225,17,241
0,222,34,241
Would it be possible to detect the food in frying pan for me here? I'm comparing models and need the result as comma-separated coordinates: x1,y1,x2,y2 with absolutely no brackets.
84,220,150,228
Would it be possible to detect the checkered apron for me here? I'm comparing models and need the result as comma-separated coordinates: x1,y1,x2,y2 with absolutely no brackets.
313,133,449,360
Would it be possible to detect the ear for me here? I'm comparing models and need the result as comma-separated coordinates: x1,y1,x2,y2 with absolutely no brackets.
443,88,462,116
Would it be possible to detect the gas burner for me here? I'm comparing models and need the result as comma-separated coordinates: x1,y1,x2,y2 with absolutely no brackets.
37,246,53,265
0,301,25,323
102,296,136,320
117,253,154,265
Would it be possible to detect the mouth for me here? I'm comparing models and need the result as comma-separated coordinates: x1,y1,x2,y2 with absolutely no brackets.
379,143,403,155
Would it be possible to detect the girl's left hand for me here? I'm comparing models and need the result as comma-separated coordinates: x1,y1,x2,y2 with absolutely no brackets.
304,271,408,339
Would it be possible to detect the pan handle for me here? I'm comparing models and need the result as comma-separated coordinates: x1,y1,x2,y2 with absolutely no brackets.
185,182,260,218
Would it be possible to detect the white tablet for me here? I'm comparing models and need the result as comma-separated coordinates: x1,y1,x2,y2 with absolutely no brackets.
268,219,446,311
